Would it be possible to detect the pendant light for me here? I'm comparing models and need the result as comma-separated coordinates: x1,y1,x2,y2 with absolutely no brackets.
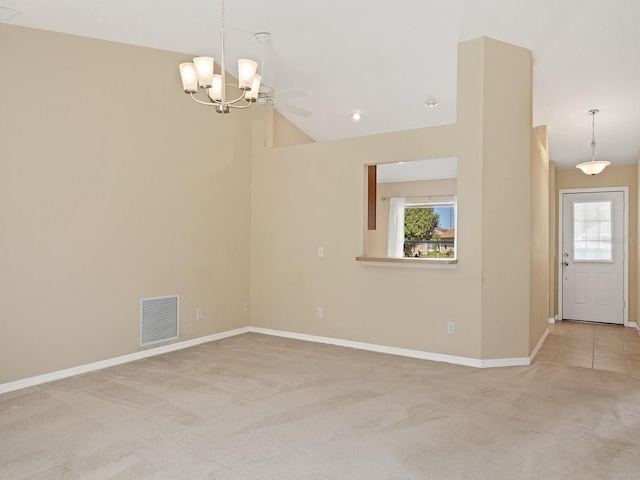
576,109,610,175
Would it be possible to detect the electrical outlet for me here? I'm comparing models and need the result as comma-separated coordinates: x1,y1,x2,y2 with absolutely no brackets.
317,307,323,319
317,246,324,257
447,322,455,335
196,308,203,320
244,302,249,311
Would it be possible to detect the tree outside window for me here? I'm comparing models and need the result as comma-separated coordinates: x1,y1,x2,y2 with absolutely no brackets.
404,205,455,258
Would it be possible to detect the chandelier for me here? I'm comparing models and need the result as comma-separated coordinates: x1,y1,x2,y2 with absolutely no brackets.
178,0,261,114
576,109,610,175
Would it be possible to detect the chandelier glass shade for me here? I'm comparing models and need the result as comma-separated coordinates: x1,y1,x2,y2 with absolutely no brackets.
576,109,610,175
178,0,261,114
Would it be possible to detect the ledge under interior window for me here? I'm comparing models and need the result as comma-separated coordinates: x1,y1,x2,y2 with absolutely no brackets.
355,256,457,268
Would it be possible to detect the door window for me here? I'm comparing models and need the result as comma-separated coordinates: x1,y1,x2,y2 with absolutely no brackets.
573,200,612,261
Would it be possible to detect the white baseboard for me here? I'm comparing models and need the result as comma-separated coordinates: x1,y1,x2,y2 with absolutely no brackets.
548,317,555,324
529,328,550,363
629,322,640,335
0,327,251,395
249,327,531,369
1,325,540,395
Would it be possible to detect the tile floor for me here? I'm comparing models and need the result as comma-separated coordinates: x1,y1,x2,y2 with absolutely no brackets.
535,320,640,375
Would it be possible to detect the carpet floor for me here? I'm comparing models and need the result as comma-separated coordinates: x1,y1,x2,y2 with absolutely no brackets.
1,332,640,479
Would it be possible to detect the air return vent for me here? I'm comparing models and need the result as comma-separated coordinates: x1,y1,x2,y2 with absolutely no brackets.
140,295,179,347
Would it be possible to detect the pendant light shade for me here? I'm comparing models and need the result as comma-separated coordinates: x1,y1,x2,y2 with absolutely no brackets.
575,159,610,175
237,59,258,89
208,75,223,102
179,63,198,93
576,109,610,175
193,56,214,88
245,74,261,101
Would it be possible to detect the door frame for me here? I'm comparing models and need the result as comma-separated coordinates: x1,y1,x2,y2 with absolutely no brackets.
558,187,629,326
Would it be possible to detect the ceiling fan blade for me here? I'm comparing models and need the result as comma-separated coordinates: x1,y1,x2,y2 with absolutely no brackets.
255,34,309,117
276,102,312,118
274,89,306,100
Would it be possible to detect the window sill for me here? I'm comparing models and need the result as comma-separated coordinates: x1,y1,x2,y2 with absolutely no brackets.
355,256,457,268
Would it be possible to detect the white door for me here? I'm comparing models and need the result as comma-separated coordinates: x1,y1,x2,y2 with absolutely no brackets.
562,191,624,324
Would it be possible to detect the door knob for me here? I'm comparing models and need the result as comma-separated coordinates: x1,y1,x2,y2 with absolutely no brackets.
563,261,569,267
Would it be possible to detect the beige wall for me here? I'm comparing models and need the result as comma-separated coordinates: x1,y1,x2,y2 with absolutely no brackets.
250,128,482,359
479,39,535,359
530,129,551,351
1,27,552,386
549,160,557,319
536,127,556,322
367,178,457,257
0,25,254,384
250,37,543,361
273,111,315,147
554,165,638,322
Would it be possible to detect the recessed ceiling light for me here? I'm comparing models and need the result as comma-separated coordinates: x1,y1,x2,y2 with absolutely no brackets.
352,113,361,120
424,98,438,108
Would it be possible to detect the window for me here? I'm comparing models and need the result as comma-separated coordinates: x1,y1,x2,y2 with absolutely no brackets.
404,201,456,259
363,158,457,262
573,200,612,261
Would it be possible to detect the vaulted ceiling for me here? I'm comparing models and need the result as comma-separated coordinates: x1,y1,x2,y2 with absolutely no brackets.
2,0,639,169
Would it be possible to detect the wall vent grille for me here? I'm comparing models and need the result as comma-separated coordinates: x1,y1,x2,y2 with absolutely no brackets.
140,295,179,347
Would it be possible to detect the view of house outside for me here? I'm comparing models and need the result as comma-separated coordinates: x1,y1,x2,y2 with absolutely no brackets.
404,206,455,258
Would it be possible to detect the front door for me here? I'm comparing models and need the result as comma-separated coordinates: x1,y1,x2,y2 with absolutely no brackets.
562,191,624,324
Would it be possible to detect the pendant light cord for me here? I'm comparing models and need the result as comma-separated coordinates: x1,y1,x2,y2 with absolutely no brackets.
220,0,226,38
219,0,226,105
